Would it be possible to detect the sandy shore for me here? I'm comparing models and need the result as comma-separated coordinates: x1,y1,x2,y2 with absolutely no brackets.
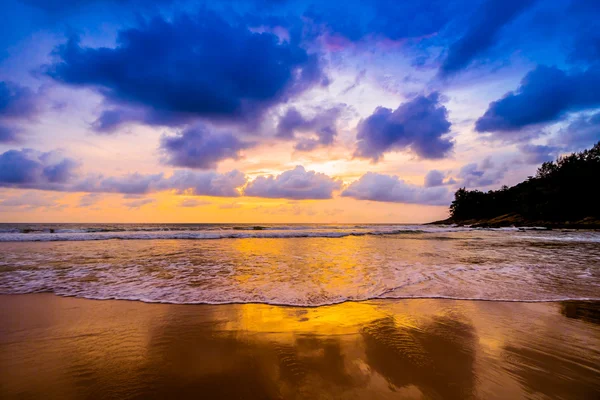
0,295,599,399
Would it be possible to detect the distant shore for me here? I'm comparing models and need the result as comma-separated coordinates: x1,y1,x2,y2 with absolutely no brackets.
429,213,600,229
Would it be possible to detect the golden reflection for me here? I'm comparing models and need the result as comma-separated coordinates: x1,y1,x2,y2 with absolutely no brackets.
1,295,599,399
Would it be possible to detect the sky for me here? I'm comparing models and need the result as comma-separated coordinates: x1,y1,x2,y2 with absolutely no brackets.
0,0,598,223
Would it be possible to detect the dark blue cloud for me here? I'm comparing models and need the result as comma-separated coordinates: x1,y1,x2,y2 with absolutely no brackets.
342,172,451,205
519,144,559,165
277,106,341,151
244,166,341,199
160,125,254,169
46,11,326,130
475,65,600,134
354,93,453,161
440,0,535,75
0,149,79,189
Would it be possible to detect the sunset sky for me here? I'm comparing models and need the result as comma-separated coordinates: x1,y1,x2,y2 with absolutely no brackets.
0,0,598,223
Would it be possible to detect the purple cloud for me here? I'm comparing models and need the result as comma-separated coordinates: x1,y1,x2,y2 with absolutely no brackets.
277,106,342,151
519,144,559,165
0,149,79,189
0,81,42,143
342,172,451,205
157,170,247,197
457,158,506,188
424,170,449,187
244,166,341,199
552,112,600,151
354,93,453,161
0,148,248,197
160,125,254,170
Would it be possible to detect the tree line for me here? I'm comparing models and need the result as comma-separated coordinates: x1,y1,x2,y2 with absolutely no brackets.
449,142,600,222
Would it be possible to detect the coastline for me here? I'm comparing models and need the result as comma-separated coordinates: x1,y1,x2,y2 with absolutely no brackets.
1,294,598,399
428,214,600,229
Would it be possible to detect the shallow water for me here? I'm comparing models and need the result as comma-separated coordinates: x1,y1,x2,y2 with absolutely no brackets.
0,224,599,305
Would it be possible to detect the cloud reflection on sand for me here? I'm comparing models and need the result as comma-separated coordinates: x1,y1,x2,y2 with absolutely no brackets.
0,295,599,399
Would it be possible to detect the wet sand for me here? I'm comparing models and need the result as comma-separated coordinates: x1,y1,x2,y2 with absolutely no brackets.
0,295,599,399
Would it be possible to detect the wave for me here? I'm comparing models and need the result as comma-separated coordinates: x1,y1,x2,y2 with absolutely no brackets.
1,223,579,242
0,226,472,242
3,290,597,307
1,228,599,242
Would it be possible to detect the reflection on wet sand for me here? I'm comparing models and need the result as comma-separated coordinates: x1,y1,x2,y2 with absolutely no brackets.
561,301,600,325
0,295,598,399
363,316,476,399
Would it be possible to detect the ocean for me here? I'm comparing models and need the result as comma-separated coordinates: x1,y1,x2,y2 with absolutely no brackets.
1,223,599,306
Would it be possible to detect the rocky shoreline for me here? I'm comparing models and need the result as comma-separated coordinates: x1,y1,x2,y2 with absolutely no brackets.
429,213,600,229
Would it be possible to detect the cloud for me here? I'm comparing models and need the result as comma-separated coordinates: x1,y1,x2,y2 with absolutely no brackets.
475,65,600,134
424,169,456,187
0,149,79,189
21,0,174,13
440,0,535,75
78,193,103,207
567,0,600,64
305,0,460,43
77,170,247,197
219,202,242,209
342,172,451,205
552,112,600,151
0,81,39,119
0,123,20,143
122,198,155,209
0,192,64,210
457,158,506,188
159,124,254,169
75,172,163,195
157,170,247,197
0,148,247,197
178,198,211,208
277,106,341,151
0,81,42,143
244,166,342,199
46,11,326,130
519,144,559,165
90,109,140,133
354,93,453,161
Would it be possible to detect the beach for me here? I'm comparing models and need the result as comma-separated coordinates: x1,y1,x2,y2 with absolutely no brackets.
1,225,599,398
1,294,598,399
